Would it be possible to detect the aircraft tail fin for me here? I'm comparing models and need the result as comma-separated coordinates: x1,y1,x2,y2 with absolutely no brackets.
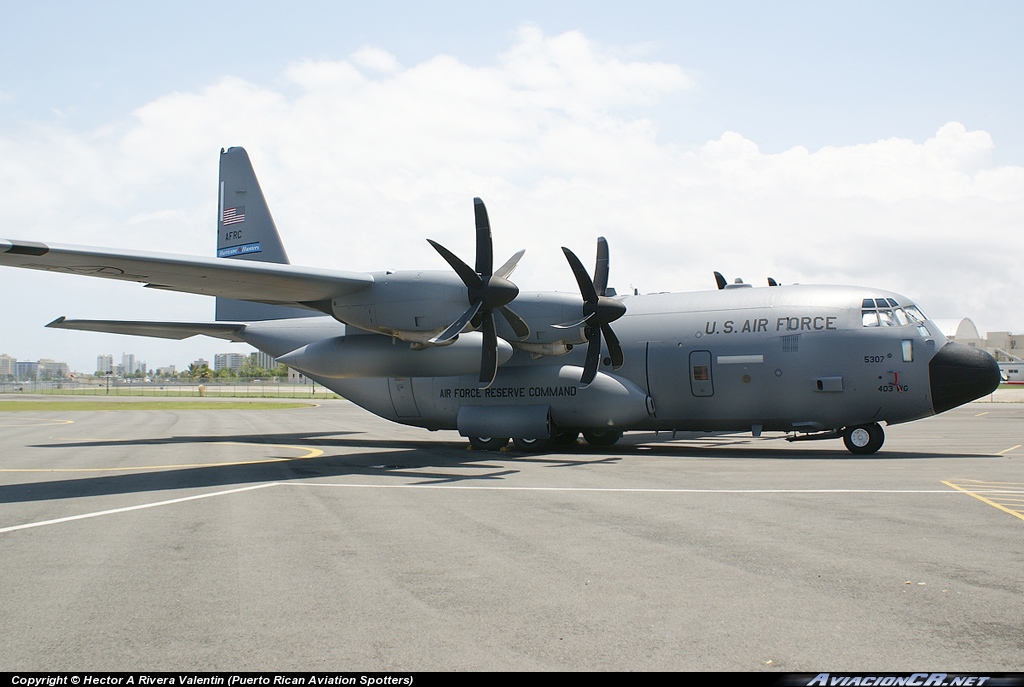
215,147,317,321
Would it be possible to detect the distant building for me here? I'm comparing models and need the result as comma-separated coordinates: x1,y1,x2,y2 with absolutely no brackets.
214,352,246,372
15,361,39,381
935,319,1024,363
0,353,13,378
96,354,113,374
157,365,176,376
38,358,70,380
986,331,1023,362
192,358,210,369
251,350,278,371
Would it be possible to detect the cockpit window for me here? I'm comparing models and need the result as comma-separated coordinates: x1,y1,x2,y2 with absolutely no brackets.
861,298,930,331
903,306,925,323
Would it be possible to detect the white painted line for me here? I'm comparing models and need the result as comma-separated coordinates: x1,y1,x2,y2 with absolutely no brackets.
0,483,275,534
8,481,1021,535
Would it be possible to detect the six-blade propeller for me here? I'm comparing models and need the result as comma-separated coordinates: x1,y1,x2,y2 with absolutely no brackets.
556,237,626,386
428,198,529,386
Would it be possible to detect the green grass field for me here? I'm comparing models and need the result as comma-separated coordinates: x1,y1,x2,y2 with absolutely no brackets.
0,400,316,412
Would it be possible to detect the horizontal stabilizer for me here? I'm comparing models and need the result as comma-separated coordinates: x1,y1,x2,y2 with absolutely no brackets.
46,316,248,342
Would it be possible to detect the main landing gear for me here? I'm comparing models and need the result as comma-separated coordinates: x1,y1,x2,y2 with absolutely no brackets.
468,428,623,452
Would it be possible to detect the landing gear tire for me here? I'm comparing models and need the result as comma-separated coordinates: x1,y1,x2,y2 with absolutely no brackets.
583,429,622,447
470,436,508,451
512,437,550,453
842,423,884,455
551,428,580,446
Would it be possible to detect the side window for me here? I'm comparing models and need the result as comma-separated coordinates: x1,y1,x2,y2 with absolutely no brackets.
689,351,713,397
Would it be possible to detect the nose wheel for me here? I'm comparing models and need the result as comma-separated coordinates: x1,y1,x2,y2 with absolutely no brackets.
842,423,884,454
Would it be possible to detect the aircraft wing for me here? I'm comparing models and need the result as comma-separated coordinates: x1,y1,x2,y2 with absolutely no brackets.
46,316,248,342
0,239,373,307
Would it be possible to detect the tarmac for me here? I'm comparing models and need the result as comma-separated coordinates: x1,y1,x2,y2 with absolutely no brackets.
1,391,1022,671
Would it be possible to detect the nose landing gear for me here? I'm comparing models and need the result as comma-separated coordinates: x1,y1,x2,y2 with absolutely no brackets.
842,423,884,454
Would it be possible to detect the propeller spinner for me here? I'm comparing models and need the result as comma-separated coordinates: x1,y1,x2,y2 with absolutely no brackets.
556,237,626,386
427,198,529,386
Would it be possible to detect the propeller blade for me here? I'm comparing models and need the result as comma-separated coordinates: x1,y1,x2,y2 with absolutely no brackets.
581,326,602,386
473,198,493,276
561,247,599,303
428,239,483,290
601,322,624,368
714,271,727,290
494,249,525,280
498,305,530,339
593,237,609,296
430,301,482,344
480,313,498,386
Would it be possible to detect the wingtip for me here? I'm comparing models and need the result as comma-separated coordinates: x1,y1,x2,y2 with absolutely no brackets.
45,316,67,328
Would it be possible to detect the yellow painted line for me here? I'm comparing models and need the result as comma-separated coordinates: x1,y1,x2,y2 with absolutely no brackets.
942,480,1024,522
975,411,989,417
0,418,75,427
998,444,1022,455
0,442,323,472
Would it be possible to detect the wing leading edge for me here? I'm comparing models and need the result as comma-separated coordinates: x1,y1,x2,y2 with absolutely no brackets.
0,240,373,309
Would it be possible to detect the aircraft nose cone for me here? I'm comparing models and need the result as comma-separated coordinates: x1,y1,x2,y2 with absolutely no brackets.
929,342,1001,414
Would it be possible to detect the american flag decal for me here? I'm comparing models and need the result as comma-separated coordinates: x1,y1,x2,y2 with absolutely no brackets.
222,206,245,225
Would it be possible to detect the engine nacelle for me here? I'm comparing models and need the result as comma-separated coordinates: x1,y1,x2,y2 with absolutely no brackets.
278,331,513,379
330,270,471,340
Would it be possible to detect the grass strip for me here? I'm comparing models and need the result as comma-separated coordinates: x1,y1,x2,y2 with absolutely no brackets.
0,401,315,412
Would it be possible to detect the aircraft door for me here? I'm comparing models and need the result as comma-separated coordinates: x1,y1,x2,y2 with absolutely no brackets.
689,350,714,397
388,377,420,418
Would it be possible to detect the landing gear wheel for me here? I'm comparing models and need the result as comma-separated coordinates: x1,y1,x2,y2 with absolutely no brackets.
551,428,580,446
470,436,508,451
582,429,623,447
512,437,549,453
842,423,884,455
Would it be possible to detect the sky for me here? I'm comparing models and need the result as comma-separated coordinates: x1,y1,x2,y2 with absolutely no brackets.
1,1,1022,374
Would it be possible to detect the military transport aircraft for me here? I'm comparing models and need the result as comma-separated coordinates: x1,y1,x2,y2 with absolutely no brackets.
0,148,1001,454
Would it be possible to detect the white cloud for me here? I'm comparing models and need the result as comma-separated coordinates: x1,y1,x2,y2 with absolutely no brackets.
1,27,1022,372
350,47,402,74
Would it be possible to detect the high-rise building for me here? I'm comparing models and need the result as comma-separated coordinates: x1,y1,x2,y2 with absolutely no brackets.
0,354,14,378
251,350,278,371
97,354,113,374
214,352,247,372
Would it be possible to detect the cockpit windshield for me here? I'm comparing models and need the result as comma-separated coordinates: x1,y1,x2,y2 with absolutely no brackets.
861,298,930,336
